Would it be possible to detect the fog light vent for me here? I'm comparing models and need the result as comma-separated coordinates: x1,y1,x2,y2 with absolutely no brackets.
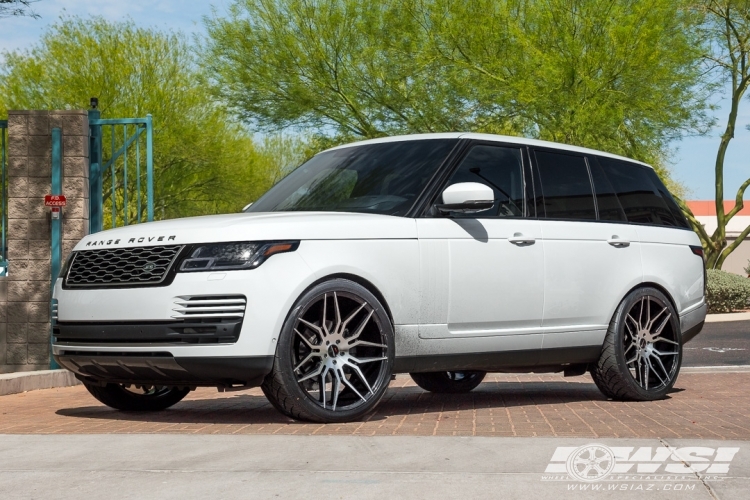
171,295,247,320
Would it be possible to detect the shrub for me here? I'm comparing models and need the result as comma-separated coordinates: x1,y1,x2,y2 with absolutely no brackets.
706,269,750,313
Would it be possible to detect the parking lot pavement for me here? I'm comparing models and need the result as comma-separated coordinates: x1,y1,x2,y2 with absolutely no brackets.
2,434,748,500
1,372,749,439
684,319,750,367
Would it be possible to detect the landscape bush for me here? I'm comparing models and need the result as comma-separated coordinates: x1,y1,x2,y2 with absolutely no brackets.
706,269,750,313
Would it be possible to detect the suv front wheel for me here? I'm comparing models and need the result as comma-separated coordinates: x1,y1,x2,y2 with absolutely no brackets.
262,279,395,423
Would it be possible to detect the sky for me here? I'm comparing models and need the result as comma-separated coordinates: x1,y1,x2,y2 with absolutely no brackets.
1,0,748,201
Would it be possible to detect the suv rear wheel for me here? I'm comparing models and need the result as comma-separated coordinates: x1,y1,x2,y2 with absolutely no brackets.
591,287,682,401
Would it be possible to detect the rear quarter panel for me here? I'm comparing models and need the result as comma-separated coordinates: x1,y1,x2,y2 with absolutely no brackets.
637,225,705,314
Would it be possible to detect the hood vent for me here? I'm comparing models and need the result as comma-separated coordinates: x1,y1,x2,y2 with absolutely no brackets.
171,295,247,320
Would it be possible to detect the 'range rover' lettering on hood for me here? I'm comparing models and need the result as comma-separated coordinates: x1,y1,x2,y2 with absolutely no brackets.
85,235,177,247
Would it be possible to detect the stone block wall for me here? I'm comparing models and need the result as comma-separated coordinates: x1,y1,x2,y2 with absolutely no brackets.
0,110,89,373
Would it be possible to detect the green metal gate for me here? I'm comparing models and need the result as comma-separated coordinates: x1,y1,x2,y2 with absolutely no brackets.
0,120,7,277
88,110,154,233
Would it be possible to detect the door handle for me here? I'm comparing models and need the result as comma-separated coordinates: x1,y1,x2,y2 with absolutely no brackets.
607,236,630,247
509,233,536,245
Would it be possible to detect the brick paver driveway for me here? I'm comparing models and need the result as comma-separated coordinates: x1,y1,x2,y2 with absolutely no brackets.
1,372,748,439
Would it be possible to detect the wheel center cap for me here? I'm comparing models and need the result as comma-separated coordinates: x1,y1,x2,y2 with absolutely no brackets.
328,345,339,357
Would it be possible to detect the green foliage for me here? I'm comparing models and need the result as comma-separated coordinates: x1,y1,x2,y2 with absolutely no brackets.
0,0,39,19
203,0,712,192
0,16,280,219
706,269,750,313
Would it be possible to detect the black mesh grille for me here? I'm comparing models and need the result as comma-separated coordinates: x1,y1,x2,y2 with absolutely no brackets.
65,245,183,287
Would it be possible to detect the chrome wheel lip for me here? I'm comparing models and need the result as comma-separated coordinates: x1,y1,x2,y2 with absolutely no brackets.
292,291,389,412
622,295,680,392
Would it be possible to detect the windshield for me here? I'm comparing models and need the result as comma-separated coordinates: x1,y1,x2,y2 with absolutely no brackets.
246,139,458,216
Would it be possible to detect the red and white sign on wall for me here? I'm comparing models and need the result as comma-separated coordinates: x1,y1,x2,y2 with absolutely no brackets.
44,195,67,207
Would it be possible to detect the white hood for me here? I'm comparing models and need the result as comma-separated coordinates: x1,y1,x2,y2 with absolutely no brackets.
75,212,417,250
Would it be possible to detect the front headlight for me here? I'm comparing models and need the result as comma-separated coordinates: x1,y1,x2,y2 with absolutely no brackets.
178,241,299,272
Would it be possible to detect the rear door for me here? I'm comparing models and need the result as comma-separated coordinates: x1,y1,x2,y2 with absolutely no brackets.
532,150,642,348
596,156,704,315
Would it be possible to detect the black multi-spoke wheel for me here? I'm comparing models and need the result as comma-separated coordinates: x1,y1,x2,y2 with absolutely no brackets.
262,279,394,422
410,371,486,393
591,287,682,401
83,382,190,411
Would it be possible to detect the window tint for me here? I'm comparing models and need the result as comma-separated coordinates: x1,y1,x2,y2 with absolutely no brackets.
248,139,458,216
648,169,690,229
534,151,596,220
597,157,687,227
589,159,627,222
444,145,525,217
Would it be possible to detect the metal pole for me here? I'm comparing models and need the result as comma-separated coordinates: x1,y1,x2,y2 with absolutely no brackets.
50,128,62,370
111,125,116,228
88,110,102,234
123,125,128,225
146,114,154,222
136,126,141,223
1,122,7,276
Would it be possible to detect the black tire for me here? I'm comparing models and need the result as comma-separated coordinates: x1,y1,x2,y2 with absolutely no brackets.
410,371,486,394
261,278,395,423
83,382,190,411
591,287,682,401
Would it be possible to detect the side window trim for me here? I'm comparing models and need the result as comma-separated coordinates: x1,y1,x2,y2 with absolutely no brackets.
583,157,599,220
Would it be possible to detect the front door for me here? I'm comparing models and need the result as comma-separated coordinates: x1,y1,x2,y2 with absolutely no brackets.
417,143,545,340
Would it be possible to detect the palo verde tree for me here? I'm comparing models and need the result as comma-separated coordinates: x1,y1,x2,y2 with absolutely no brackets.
680,0,750,269
203,0,714,196
0,16,281,219
0,0,39,18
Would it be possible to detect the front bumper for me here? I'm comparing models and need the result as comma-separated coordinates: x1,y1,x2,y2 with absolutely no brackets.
54,351,274,388
52,251,315,359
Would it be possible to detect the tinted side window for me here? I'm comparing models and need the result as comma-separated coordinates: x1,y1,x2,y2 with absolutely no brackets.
445,145,525,217
589,159,627,222
647,169,690,229
597,157,684,227
534,151,596,220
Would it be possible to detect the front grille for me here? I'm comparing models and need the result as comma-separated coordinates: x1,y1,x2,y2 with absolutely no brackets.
65,245,183,288
171,295,247,320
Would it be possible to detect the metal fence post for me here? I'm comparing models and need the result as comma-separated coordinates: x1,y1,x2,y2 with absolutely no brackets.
50,127,62,370
146,114,154,222
0,120,7,276
88,109,103,233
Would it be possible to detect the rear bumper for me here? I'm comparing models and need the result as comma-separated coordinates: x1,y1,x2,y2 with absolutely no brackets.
680,301,707,344
55,352,273,388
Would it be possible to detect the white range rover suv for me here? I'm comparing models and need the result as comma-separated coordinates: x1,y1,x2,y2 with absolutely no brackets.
53,133,707,423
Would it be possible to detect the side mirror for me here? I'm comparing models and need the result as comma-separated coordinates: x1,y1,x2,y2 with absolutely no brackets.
435,182,494,214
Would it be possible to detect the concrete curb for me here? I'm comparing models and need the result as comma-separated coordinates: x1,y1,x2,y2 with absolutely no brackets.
0,369,80,397
681,365,750,373
705,311,750,322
